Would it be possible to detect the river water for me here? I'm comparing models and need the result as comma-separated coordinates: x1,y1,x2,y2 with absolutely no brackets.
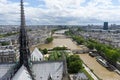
36,30,81,50
33,29,120,80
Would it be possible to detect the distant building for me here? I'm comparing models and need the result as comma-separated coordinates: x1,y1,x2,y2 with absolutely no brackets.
0,49,16,63
0,45,17,63
103,22,108,30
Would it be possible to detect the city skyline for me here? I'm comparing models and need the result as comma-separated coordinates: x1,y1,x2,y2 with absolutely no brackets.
0,0,120,25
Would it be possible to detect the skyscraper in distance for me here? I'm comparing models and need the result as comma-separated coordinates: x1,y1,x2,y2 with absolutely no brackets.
103,22,108,30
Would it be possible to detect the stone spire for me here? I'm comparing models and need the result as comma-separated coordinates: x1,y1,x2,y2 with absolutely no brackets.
19,0,30,69
19,0,35,79
1,1,33,79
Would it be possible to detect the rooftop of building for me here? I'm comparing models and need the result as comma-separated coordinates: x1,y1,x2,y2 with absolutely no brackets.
0,63,15,78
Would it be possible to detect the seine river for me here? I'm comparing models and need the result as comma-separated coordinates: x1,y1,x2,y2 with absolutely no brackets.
33,29,120,80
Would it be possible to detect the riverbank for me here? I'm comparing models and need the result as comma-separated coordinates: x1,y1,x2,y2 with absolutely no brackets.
79,54,120,80
31,29,120,80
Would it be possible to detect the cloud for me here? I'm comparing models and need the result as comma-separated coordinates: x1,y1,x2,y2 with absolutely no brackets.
43,0,85,9
0,0,120,25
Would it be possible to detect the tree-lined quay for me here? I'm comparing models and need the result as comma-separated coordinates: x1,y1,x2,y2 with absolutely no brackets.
65,29,120,65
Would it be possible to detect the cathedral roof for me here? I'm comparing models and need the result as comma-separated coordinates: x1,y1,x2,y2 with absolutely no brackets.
32,61,64,80
31,48,44,61
0,63,14,78
12,65,32,80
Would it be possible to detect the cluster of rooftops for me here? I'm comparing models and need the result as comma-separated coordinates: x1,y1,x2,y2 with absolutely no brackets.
0,47,66,80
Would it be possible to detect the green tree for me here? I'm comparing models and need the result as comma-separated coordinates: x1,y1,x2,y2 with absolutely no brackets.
68,60,83,73
52,46,67,50
72,36,85,45
49,51,62,60
46,37,53,43
67,55,83,73
0,42,10,46
105,49,120,63
42,48,48,54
